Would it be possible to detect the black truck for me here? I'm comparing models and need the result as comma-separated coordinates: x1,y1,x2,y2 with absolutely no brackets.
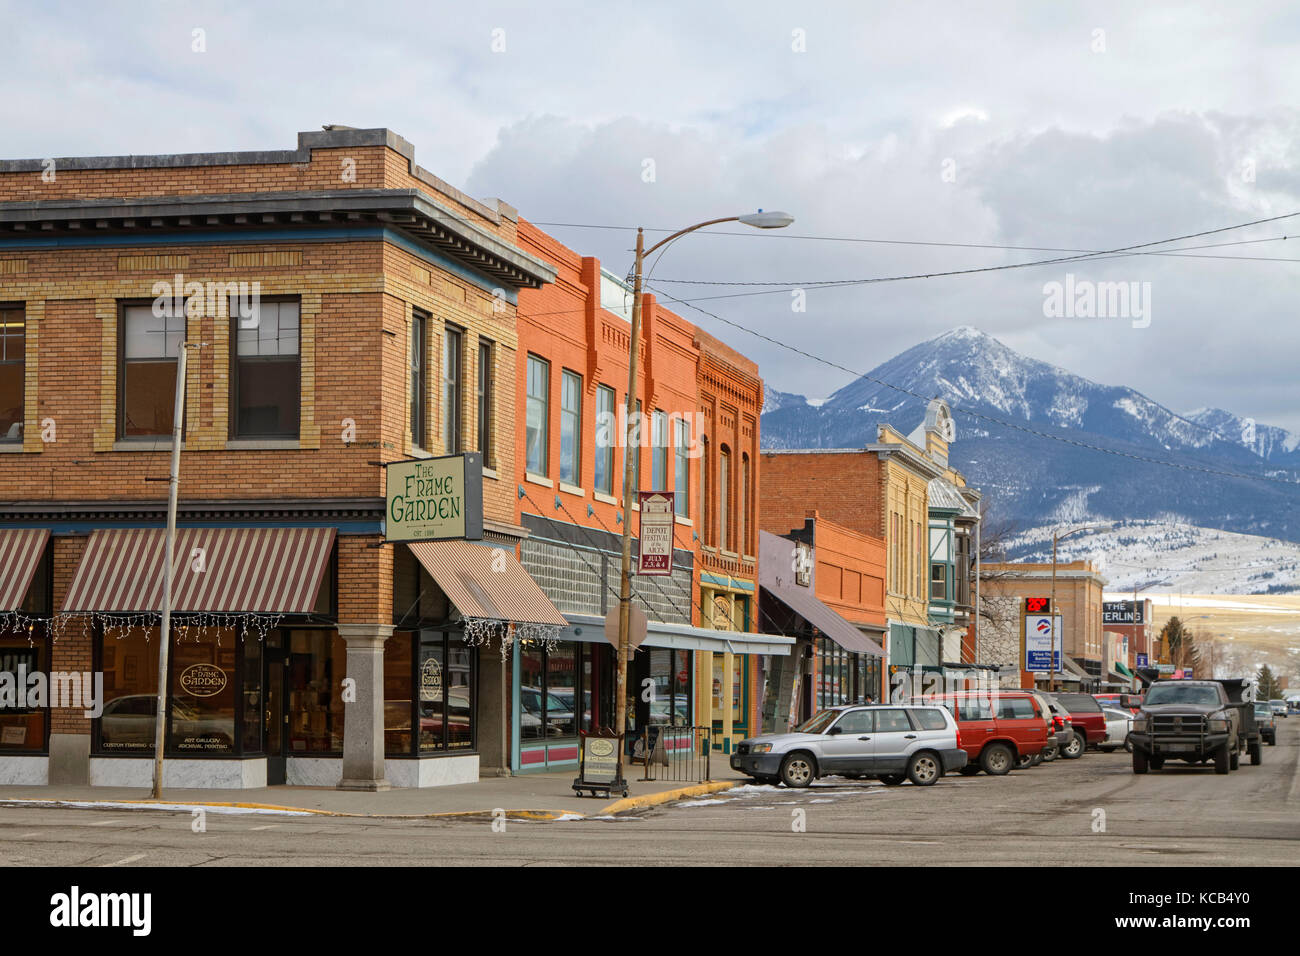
1129,678,1255,775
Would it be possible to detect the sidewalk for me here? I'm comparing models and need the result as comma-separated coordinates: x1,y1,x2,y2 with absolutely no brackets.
0,766,748,820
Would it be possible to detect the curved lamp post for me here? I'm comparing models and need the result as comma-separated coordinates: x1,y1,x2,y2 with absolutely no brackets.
614,210,793,784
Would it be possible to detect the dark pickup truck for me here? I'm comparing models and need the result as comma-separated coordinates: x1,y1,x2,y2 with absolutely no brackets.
1129,680,1247,774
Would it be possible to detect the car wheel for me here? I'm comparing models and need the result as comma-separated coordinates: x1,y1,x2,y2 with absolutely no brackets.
958,765,982,776
1061,731,1085,759
1100,745,1116,753
1229,748,1240,771
1124,737,1133,754
1016,752,1034,769
1214,745,1230,775
1031,751,1045,766
779,753,815,789
1249,741,1262,766
1150,756,1165,770
907,752,942,786
880,774,906,786
1041,742,1059,761
1132,749,1148,774
1268,737,1276,746
981,743,1014,775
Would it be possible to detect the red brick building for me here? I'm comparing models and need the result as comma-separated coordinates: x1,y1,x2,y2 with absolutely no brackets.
505,221,789,769
0,128,572,789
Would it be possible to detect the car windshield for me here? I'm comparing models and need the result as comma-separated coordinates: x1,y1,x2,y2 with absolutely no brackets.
1254,703,1271,714
793,710,841,735
1145,684,1219,707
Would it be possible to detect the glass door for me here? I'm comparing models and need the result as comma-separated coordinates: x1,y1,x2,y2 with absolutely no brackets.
264,643,288,785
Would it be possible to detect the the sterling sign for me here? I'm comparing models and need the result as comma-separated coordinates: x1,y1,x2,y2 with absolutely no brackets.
385,452,484,542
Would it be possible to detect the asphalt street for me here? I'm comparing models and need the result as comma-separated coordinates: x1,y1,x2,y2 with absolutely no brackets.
2,720,1297,866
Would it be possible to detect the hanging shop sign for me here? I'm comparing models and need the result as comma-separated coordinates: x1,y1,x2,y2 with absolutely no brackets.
637,491,674,575
385,452,484,542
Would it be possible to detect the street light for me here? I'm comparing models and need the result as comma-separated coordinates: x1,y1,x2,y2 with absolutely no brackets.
614,210,794,785
1049,524,1107,692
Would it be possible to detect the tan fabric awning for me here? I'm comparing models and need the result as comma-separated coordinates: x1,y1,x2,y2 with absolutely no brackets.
407,539,566,626
62,527,335,613
0,528,49,611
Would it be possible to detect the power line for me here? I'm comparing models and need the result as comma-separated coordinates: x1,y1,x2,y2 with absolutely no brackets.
644,281,1300,489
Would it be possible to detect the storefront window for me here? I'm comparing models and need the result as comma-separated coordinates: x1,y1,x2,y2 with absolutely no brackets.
390,630,476,755
288,630,345,753
98,626,161,753
168,627,237,754
242,636,262,754
520,639,581,739
651,648,691,725
0,634,48,753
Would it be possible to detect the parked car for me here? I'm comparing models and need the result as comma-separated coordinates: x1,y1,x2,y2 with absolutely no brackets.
1031,692,1075,761
922,691,1050,776
1094,692,1143,715
1253,702,1277,746
1289,699,1300,715
1100,707,1134,752
1051,693,1109,757
1130,680,1243,774
730,704,968,788
1269,699,1289,718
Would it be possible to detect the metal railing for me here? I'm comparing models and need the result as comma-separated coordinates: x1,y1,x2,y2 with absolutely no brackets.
635,724,712,783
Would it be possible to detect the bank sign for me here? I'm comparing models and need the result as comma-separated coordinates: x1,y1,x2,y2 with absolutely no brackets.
1024,614,1062,673
385,452,484,542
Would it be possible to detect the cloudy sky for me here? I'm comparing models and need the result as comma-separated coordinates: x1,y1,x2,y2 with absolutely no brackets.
5,1,1299,429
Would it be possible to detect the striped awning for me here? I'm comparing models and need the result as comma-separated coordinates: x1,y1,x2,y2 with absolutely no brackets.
62,527,336,613
407,539,566,627
0,528,50,611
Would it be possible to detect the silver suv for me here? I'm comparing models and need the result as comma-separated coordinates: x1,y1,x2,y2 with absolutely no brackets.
731,704,968,788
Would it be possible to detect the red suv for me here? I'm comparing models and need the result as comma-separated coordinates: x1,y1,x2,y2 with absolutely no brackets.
1051,693,1109,756
924,692,1051,776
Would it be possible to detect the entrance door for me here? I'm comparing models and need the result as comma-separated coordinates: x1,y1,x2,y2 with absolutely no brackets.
265,647,289,785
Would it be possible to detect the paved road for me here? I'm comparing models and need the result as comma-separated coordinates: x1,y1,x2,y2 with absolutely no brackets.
3,721,1297,866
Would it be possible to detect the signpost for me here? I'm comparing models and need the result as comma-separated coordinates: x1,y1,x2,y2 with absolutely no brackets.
384,452,484,542
637,491,675,575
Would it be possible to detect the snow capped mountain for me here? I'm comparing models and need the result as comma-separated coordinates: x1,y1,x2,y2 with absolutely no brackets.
761,327,1300,574
1186,407,1300,465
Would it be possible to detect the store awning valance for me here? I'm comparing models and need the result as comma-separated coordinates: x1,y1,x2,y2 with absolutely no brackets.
0,528,49,611
765,580,884,657
1115,660,1135,679
407,539,567,627
62,527,335,613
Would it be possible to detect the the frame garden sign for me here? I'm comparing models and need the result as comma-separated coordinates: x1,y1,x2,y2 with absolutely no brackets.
385,452,484,542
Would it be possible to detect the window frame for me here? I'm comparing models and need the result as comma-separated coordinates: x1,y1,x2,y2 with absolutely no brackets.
674,416,689,517
594,385,616,495
441,324,464,454
119,299,188,441
525,354,550,475
0,304,25,444
718,444,731,552
228,295,302,441
559,369,582,486
409,310,428,449
476,339,493,465
651,409,668,492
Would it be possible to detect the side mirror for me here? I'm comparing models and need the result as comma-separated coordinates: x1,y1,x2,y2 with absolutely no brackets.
826,725,842,736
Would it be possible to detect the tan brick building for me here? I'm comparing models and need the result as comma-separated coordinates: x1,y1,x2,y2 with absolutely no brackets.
0,128,573,789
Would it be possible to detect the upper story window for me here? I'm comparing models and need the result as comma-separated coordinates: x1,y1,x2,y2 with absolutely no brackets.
700,436,711,544
651,410,668,491
740,453,751,553
121,302,185,440
476,340,493,465
0,307,24,443
525,354,549,475
231,297,300,439
630,398,643,494
594,385,616,495
559,370,582,485
931,564,947,601
409,311,428,449
674,417,689,517
719,445,731,551
442,324,463,453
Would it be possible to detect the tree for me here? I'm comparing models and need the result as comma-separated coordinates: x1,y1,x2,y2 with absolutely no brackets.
1257,664,1282,700
1159,616,1200,671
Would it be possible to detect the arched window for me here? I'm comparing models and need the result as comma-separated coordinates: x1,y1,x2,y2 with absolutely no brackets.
741,453,751,555
719,445,731,552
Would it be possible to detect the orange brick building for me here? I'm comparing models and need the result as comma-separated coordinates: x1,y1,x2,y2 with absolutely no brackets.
0,128,576,789
500,220,788,769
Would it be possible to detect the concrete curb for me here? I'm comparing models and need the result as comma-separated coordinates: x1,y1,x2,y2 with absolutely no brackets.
599,780,740,815
0,799,577,822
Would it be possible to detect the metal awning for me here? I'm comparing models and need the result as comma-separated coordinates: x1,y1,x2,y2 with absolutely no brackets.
407,539,566,627
765,581,884,657
558,614,795,656
62,527,335,613
0,528,49,611
1063,656,1091,680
